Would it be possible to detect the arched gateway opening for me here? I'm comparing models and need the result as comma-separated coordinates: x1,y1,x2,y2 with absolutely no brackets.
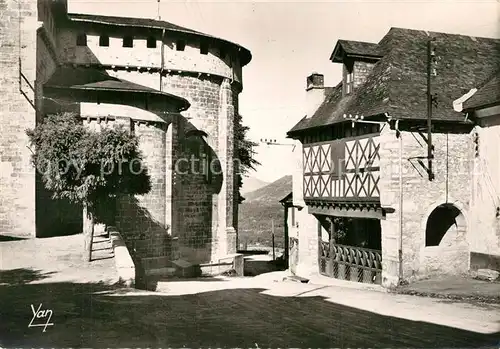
425,203,465,247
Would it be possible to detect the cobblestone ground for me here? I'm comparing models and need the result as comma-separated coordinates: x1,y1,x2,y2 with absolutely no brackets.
0,236,499,347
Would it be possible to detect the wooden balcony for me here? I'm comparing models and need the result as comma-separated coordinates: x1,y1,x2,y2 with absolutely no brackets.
319,241,382,284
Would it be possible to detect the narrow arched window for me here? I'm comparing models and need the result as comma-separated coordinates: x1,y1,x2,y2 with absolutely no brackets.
176,40,185,51
123,36,133,48
200,41,209,55
147,36,156,48
76,33,87,46
219,46,226,59
99,35,109,47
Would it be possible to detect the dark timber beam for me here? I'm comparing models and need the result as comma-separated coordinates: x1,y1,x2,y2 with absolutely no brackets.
308,205,385,219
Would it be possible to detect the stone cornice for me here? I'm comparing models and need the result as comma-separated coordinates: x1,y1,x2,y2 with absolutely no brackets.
61,62,243,92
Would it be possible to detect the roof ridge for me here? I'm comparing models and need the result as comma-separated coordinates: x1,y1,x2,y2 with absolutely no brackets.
68,12,205,35
339,39,378,45
386,26,500,41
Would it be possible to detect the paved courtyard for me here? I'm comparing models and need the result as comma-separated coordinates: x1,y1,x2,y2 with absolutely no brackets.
1,235,499,347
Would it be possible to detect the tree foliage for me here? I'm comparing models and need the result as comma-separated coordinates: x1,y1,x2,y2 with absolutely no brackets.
234,113,260,204
26,112,151,223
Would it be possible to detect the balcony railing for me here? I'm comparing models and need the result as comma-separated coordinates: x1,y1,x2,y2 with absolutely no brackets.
319,242,382,284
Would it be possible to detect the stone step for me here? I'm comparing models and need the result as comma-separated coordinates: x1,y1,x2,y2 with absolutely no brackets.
283,275,310,283
171,259,193,269
145,267,176,277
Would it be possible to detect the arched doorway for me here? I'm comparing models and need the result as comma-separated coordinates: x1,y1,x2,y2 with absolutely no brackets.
422,203,468,275
425,203,464,247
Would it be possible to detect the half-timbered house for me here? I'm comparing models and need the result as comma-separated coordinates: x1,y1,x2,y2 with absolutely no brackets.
286,28,500,288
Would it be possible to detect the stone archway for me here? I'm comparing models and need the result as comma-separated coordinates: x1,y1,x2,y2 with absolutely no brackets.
425,203,465,247
421,202,469,275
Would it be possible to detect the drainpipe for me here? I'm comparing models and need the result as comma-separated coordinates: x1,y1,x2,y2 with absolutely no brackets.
395,119,403,283
160,29,165,91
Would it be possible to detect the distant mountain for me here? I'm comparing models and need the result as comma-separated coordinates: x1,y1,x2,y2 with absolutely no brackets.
241,176,269,195
243,175,292,202
238,175,292,249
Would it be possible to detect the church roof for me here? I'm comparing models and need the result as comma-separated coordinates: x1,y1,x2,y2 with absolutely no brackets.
67,13,252,66
44,66,190,111
288,28,500,136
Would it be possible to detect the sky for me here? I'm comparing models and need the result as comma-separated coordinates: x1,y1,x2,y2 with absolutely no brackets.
68,0,500,183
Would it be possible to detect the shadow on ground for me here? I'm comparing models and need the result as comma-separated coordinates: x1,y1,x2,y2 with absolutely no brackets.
0,269,498,348
244,257,286,277
0,235,27,242
0,269,56,285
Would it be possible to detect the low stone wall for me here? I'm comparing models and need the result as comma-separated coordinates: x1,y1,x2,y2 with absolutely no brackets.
109,227,135,287
200,253,244,276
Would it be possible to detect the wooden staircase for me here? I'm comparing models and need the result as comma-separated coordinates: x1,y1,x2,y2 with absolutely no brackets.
89,226,114,261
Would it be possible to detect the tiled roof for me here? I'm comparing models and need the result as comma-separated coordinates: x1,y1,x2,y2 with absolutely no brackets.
463,72,500,110
67,13,252,66
289,27,500,135
330,40,382,62
44,66,190,110
279,192,293,204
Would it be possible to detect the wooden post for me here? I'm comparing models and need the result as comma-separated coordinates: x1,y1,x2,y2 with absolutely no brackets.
426,38,435,181
271,219,275,261
283,204,289,266
329,216,336,255
329,217,337,277
83,203,94,262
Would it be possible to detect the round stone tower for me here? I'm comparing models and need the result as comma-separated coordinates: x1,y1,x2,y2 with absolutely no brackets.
51,11,252,266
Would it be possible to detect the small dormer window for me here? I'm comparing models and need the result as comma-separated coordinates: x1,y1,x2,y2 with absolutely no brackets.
99,35,109,47
123,36,133,48
344,61,354,95
176,40,186,51
147,36,156,48
346,71,354,94
76,33,87,46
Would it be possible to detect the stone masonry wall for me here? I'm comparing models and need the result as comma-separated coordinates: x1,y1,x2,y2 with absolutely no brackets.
469,123,500,257
353,61,375,89
56,29,243,84
36,22,84,237
56,24,242,260
0,0,38,237
174,128,215,264
163,75,237,261
295,208,320,277
290,139,321,277
80,107,179,272
378,125,402,287
99,71,236,263
379,125,472,285
114,119,172,266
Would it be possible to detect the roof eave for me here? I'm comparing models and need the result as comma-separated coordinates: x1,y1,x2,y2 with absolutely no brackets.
463,100,500,113
329,41,343,62
45,85,191,111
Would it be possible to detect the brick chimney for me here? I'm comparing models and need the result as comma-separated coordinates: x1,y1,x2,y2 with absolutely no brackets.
305,73,325,119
